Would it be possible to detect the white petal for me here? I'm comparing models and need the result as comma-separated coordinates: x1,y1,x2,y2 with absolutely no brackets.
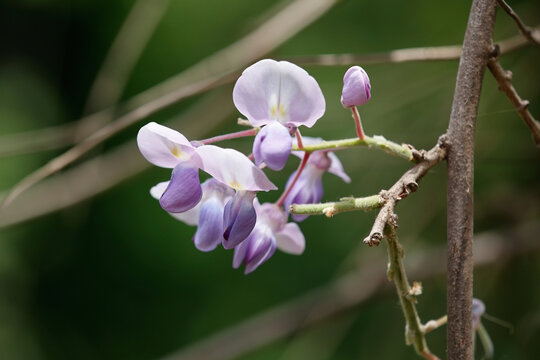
276,222,305,255
196,145,277,192
233,59,281,127
137,122,196,168
275,61,325,128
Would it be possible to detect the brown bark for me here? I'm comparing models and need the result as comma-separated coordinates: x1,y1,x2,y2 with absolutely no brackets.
446,1,498,359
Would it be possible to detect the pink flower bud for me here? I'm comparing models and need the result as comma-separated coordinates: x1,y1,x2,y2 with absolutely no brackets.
340,66,371,108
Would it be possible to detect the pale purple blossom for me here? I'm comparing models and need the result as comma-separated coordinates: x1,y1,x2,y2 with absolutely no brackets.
151,179,234,252
284,138,351,221
233,59,325,170
233,201,305,274
138,122,276,247
472,298,486,330
341,66,371,108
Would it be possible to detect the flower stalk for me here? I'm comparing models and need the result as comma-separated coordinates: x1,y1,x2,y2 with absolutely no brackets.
351,106,365,140
275,152,311,207
199,128,258,145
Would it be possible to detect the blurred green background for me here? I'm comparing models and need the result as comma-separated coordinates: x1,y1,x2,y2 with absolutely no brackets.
0,0,539,359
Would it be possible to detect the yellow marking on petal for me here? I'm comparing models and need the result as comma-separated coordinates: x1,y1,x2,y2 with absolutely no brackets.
279,104,286,117
270,105,278,118
229,180,244,190
171,146,182,158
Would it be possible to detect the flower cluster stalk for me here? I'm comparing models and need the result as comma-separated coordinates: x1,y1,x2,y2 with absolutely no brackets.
292,135,415,162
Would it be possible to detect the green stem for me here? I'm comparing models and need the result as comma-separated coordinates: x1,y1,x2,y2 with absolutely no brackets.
384,223,439,360
477,322,494,359
289,195,382,216
291,134,415,162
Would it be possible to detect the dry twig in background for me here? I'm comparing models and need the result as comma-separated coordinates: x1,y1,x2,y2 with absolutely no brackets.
0,89,234,229
487,54,540,147
0,0,339,209
0,25,537,159
158,223,540,360
496,0,540,45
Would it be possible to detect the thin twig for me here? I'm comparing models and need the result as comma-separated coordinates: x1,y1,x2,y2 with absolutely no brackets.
496,0,540,46
156,222,540,360
445,1,498,358
363,138,447,247
0,0,339,209
290,139,446,222
423,315,448,334
384,222,439,360
487,55,540,148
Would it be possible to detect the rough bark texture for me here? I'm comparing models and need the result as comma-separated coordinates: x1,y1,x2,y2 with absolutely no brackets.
446,1,498,359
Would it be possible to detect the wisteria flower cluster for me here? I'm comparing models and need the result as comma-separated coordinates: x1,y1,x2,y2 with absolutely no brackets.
137,59,371,274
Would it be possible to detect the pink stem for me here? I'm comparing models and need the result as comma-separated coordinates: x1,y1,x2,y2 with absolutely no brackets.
200,128,257,144
275,152,311,208
351,106,365,140
295,128,304,149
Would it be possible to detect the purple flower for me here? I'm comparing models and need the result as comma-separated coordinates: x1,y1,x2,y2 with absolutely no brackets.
151,179,234,252
472,298,486,330
341,66,371,108
284,138,351,221
233,59,326,170
233,201,305,274
138,122,277,246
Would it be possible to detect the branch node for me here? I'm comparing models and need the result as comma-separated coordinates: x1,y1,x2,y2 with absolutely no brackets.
323,206,336,218
490,44,500,58
437,134,450,150
363,232,382,247
519,99,530,110
412,148,426,162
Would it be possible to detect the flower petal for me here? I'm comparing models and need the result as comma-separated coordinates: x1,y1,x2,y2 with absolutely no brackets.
276,222,305,255
283,169,323,222
193,198,225,252
252,122,292,171
150,181,199,225
137,122,196,168
233,59,325,128
196,145,277,191
276,61,325,128
222,191,257,249
233,59,281,127
159,163,202,213
327,152,351,183
472,298,486,330
244,229,276,274
233,236,250,269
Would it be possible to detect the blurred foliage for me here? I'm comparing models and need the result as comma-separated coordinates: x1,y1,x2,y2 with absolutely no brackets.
0,0,539,359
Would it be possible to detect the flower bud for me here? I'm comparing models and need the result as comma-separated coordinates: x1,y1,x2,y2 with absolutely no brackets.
340,66,371,108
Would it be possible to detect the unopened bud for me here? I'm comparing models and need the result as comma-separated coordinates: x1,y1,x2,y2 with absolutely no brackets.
341,66,371,108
